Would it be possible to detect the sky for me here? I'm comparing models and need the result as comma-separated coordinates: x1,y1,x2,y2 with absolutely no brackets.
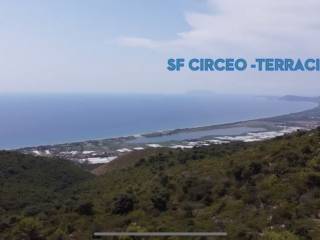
0,0,319,96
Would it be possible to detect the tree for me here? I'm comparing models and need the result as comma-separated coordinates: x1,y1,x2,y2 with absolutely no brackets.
151,189,169,211
112,194,134,215
76,202,94,216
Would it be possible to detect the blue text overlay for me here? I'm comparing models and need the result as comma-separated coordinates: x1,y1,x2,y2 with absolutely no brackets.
167,58,320,72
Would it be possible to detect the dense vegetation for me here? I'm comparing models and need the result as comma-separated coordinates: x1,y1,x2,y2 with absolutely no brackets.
0,152,92,239
1,129,320,239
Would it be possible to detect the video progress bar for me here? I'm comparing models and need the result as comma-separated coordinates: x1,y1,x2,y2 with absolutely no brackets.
93,232,227,237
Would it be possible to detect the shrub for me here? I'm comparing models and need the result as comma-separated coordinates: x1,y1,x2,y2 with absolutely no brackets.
76,202,94,216
306,173,320,188
151,189,170,211
182,177,213,204
112,194,134,215
13,217,44,240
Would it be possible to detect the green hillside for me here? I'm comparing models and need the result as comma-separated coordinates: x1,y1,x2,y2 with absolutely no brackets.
1,129,320,239
0,152,93,239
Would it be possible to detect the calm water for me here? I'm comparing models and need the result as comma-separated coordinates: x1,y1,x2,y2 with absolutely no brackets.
0,94,316,149
129,127,265,144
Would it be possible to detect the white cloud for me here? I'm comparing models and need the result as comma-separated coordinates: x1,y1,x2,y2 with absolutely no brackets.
111,0,320,96
117,37,158,49
117,0,320,56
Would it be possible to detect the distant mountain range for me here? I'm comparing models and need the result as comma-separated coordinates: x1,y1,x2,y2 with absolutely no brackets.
280,95,320,103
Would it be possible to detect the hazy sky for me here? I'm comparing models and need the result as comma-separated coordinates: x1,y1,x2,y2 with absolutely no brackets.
0,0,319,95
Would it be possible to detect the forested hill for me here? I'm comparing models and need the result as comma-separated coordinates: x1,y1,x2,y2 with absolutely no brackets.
1,128,320,239
0,152,92,214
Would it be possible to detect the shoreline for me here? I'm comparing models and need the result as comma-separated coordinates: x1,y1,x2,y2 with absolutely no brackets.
17,96,320,164
16,96,319,149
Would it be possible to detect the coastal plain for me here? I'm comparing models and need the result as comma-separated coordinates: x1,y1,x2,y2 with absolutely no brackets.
19,96,320,165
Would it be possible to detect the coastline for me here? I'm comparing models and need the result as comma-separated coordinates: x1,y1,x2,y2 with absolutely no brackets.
17,96,320,164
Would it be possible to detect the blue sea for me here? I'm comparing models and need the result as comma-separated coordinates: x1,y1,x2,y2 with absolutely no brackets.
0,94,316,149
